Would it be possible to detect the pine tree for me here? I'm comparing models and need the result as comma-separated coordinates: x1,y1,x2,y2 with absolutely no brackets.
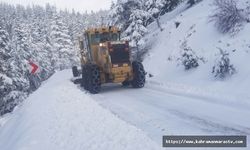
212,48,236,79
109,0,146,31
124,9,148,46
0,26,13,114
11,21,31,94
108,0,125,29
0,25,27,114
161,0,181,15
30,6,54,81
0,26,11,76
178,41,200,70
145,0,164,30
50,14,77,70
123,9,149,60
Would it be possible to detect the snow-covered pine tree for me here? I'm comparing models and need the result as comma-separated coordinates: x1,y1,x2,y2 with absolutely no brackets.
123,9,149,46
68,12,85,62
178,41,200,70
58,15,78,68
123,8,149,60
42,33,54,79
145,0,164,30
0,26,11,73
0,26,13,115
11,20,33,95
161,0,182,15
50,13,77,70
65,9,79,45
0,23,29,114
212,48,236,79
28,6,51,88
108,0,126,29
109,0,147,31
0,4,16,40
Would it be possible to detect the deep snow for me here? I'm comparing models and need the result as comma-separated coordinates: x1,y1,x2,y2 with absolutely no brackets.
0,70,160,150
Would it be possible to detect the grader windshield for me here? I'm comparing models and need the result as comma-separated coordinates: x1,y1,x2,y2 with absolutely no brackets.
90,32,119,44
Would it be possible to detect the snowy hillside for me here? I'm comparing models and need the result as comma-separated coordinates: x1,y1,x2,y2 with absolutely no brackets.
144,0,250,99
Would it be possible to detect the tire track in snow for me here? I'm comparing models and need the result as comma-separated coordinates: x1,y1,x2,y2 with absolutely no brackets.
167,109,250,135
92,82,250,145
146,80,250,111
142,87,250,135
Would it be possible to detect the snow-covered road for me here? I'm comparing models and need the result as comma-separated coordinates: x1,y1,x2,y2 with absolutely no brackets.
92,80,250,146
0,70,249,150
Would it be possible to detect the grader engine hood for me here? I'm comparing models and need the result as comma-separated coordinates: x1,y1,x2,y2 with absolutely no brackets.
107,41,130,64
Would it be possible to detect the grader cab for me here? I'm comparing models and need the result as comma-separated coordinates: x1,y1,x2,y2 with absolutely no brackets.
72,26,145,94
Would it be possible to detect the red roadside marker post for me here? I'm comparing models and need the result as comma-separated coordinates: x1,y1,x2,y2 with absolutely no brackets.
29,60,39,74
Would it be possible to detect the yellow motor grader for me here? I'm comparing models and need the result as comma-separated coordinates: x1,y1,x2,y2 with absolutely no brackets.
72,26,145,94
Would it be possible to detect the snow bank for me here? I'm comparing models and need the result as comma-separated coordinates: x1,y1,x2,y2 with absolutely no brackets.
0,114,10,127
0,70,160,150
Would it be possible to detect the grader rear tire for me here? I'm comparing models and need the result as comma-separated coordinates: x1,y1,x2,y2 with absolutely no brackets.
131,61,146,88
81,65,88,89
122,81,130,86
72,66,79,77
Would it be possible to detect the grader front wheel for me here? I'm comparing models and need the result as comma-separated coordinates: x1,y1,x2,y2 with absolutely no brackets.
85,64,101,94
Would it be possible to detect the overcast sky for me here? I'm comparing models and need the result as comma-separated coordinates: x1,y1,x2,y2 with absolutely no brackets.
0,0,113,12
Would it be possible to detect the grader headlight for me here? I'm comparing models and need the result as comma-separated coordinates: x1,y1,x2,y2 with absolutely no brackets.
99,43,105,47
